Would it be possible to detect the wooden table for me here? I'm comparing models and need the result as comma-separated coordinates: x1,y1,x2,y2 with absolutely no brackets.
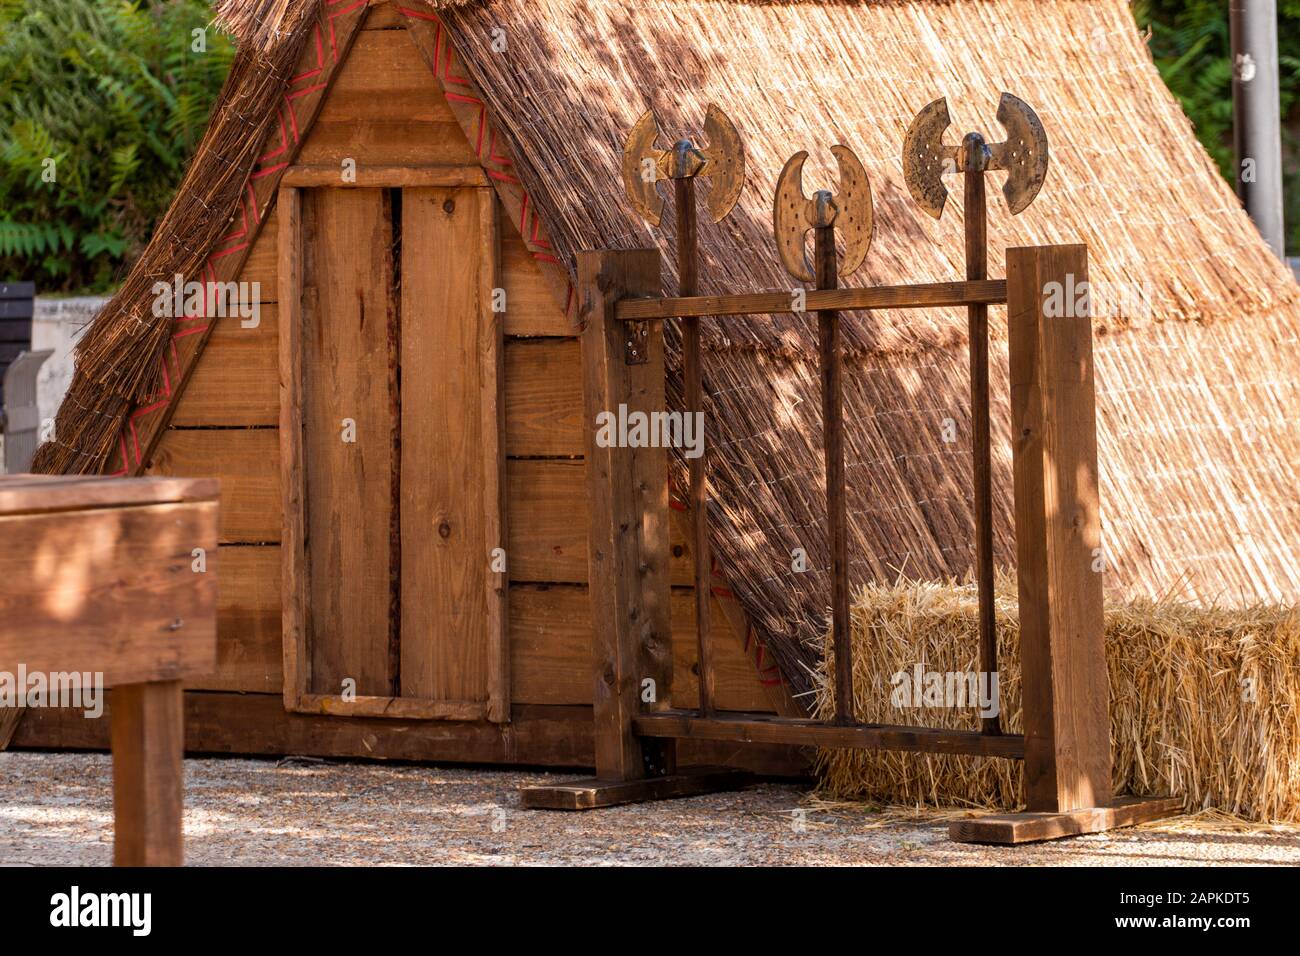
0,475,218,865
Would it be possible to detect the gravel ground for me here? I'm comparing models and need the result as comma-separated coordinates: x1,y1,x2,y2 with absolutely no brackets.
2,751,1298,866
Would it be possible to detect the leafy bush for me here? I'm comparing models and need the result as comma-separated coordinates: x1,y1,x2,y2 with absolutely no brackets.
1135,0,1300,256
0,0,233,292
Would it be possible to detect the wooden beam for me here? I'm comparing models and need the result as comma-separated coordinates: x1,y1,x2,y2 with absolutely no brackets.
949,796,1184,845
1007,244,1111,813
519,766,752,810
279,164,489,188
110,680,184,866
579,249,672,781
294,694,488,721
614,279,1007,321
634,712,1026,759
15,694,811,775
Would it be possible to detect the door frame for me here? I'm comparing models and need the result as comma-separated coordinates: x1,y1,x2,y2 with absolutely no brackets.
277,169,509,723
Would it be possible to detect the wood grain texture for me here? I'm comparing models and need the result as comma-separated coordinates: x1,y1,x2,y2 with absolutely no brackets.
0,501,218,684
501,225,579,336
949,796,1183,844
0,475,217,514
508,584,771,712
15,693,809,775
400,186,493,706
1008,243,1111,813
634,712,1026,758
171,304,279,426
111,680,185,866
188,545,281,694
478,189,510,722
277,187,308,709
145,429,278,543
503,337,584,456
615,279,1008,321
302,187,394,697
238,207,278,301
519,766,752,810
295,29,476,168
281,164,488,188
579,249,670,780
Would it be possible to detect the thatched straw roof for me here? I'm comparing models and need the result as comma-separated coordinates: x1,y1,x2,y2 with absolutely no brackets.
39,0,1300,698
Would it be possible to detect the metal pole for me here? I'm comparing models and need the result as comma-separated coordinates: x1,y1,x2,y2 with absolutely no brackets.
1230,0,1286,259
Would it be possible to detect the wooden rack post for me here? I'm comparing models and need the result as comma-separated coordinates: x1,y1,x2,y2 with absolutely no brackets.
950,243,1180,842
519,248,752,809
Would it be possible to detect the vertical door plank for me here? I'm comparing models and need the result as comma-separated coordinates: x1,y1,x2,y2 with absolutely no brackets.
303,188,395,697
477,190,510,722
400,187,490,704
277,187,309,708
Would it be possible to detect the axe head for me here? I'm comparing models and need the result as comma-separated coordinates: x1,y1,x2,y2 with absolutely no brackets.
988,92,1049,214
620,105,746,226
772,145,874,282
902,92,1049,218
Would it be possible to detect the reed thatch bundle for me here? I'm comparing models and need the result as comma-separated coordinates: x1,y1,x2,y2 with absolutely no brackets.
813,576,1300,823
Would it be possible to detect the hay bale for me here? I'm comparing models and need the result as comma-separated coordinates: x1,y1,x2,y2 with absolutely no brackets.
813,576,1300,822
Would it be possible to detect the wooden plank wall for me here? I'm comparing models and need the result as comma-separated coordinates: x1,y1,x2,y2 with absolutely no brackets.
146,6,773,716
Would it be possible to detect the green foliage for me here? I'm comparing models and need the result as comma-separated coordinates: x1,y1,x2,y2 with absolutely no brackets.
0,0,233,292
1134,0,1300,256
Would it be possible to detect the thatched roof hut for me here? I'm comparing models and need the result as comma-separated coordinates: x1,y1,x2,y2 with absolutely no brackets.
33,0,1300,712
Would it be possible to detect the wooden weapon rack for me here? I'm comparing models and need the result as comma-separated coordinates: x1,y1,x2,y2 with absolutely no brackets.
521,244,1181,845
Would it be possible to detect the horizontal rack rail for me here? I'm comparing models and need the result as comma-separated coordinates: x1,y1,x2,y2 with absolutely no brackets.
614,279,1007,321
633,711,1025,759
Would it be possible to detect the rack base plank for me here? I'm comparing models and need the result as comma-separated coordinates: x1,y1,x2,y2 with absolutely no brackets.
519,765,752,810
948,796,1183,845
634,711,1025,759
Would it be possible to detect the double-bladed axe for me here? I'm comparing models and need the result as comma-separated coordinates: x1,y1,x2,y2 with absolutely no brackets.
902,92,1049,735
620,105,745,717
772,144,875,725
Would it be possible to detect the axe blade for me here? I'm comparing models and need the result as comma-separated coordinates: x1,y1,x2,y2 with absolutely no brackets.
830,144,873,278
772,150,814,282
902,97,957,220
990,92,1049,214
621,109,665,225
701,104,745,223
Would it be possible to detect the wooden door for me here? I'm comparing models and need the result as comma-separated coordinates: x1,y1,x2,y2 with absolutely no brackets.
279,181,507,722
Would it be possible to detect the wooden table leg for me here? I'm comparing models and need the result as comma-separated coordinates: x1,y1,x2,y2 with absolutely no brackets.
110,679,184,866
